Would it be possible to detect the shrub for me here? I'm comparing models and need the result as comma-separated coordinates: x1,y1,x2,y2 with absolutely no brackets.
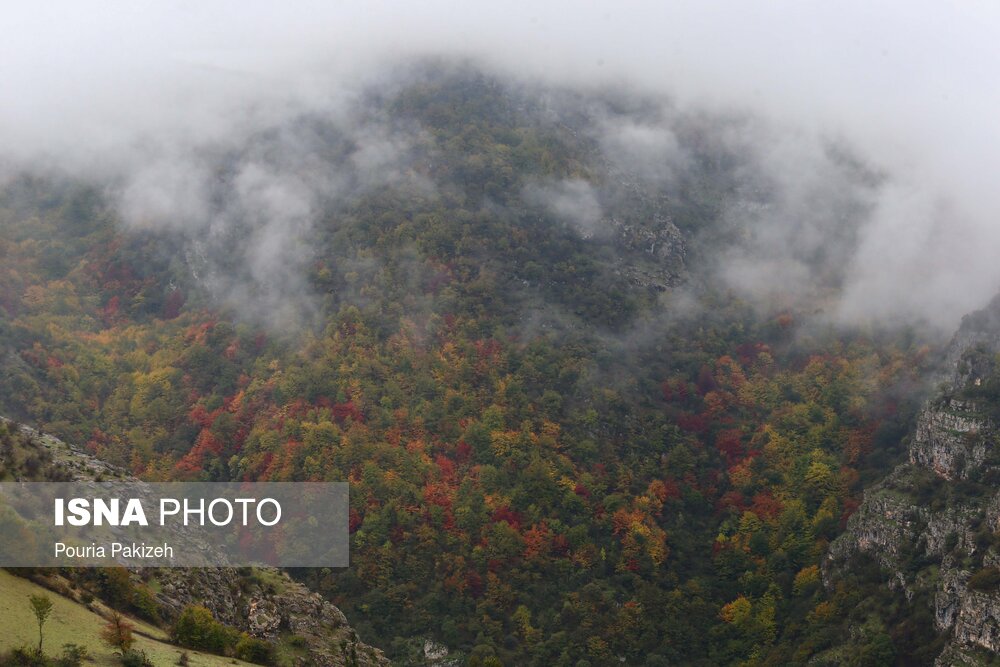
172,605,238,654
120,649,154,667
234,635,274,665
0,647,46,666
55,644,90,667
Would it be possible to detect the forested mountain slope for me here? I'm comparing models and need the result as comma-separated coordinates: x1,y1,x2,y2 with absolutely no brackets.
0,66,938,664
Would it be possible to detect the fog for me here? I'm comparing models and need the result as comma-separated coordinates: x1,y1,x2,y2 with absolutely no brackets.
2,1,998,331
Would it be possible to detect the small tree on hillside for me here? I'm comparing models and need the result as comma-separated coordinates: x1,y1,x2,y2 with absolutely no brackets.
28,594,53,654
100,610,136,653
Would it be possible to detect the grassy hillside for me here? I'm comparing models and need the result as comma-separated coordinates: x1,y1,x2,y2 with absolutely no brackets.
0,570,254,667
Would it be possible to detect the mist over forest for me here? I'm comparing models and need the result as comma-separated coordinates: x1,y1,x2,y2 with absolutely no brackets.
2,2,999,332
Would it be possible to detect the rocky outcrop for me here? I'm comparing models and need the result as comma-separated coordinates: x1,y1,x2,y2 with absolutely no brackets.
826,295,1000,664
155,567,387,666
824,474,924,594
610,211,686,291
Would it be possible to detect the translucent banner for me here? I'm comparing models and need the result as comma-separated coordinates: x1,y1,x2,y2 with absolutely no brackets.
0,482,348,567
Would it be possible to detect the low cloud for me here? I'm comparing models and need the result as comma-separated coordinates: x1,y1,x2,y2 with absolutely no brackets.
524,178,604,238
597,116,687,186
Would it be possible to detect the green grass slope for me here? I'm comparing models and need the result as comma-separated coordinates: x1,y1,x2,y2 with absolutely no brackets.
0,570,254,667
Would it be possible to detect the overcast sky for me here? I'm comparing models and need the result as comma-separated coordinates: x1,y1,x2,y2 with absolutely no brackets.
1,1,998,330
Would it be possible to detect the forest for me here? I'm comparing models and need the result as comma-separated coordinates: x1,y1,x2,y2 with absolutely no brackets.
0,69,942,665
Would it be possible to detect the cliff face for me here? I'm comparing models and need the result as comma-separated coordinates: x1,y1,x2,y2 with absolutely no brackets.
5,421,389,667
910,400,993,481
826,295,1000,665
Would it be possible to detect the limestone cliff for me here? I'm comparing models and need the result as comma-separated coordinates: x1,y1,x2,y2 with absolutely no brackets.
826,295,1000,665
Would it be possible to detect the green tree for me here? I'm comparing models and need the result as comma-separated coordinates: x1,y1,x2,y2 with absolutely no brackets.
28,593,53,654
